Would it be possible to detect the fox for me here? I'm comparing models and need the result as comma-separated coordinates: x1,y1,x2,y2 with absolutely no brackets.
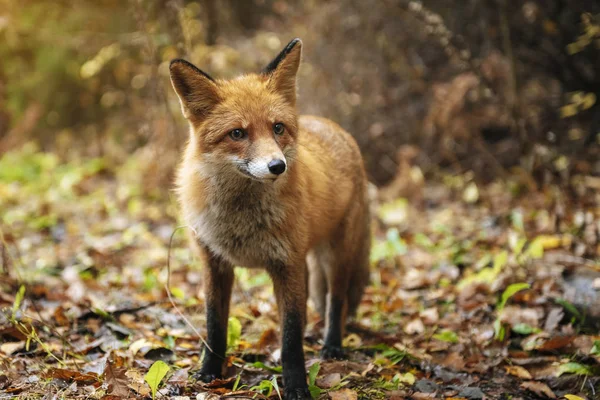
169,38,370,400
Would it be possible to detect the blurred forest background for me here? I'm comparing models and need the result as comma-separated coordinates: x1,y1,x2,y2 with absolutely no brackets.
2,0,600,187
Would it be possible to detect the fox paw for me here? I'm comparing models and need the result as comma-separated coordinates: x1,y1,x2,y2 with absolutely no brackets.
320,344,345,360
284,387,312,400
191,370,219,383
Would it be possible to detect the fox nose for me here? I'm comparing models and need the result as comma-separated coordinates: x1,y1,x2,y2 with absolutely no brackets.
268,159,286,175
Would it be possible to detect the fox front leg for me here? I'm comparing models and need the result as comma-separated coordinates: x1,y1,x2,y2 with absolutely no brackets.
268,261,311,400
195,248,234,382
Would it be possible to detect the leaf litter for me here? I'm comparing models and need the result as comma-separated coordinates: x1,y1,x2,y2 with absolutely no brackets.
0,144,599,399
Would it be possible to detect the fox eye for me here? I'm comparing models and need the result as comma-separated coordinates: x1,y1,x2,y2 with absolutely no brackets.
229,129,246,140
273,123,285,135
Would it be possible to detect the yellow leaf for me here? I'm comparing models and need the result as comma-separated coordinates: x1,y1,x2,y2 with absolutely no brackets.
581,92,596,110
463,182,479,204
560,104,578,118
567,42,581,55
564,396,586,400
505,365,533,379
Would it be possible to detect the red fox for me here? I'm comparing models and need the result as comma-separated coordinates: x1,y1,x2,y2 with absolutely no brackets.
169,38,370,400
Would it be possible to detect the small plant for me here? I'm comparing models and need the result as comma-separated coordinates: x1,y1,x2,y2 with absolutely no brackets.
144,360,170,400
371,344,411,366
308,362,322,399
432,329,459,344
227,316,242,350
250,377,282,399
494,283,530,341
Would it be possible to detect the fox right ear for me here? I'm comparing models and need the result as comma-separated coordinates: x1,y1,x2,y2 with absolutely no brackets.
169,59,220,121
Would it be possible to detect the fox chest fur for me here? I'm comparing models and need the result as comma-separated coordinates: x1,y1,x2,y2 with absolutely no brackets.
186,175,291,268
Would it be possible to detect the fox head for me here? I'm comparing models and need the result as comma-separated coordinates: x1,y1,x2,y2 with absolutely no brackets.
170,39,302,182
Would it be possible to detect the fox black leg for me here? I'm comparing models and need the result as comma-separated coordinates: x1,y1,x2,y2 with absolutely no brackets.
321,295,346,359
194,249,234,382
269,262,311,400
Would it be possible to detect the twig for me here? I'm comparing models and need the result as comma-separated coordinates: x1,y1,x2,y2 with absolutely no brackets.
165,225,216,355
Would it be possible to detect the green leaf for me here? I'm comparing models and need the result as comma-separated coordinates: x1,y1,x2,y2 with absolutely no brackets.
271,376,282,400
432,330,458,344
250,380,274,396
511,323,541,335
227,316,242,350
232,374,241,391
251,361,283,373
590,340,600,356
493,319,506,341
527,238,544,259
557,362,593,377
308,362,320,386
12,285,26,319
144,360,170,400
393,372,416,386
308,385,323,399
307,363,323,399
554,298,582,319
498,283,530,311
170,287,185,300
492,251,508,274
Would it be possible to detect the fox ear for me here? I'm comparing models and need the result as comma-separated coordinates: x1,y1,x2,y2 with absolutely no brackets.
263,38,302,105
169,59,220,121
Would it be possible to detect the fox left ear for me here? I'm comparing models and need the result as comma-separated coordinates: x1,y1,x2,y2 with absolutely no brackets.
262,38,302,106
169,59,220,122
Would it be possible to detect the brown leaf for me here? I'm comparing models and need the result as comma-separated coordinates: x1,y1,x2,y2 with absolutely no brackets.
104,360,129,397
0,375,9,390
543,308,564,332
316,373,342,389
167,367,189,387
53,306,70,326
329,388,358,400
520,381,556,399
256,328,278,350
46,368,98,385
537,335,575,351
505,365,532,379
203,377,235,388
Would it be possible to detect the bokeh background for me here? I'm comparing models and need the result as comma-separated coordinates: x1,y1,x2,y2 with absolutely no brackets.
2,0,599,187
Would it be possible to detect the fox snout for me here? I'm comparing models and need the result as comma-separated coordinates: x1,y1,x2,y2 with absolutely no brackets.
244,154,287,180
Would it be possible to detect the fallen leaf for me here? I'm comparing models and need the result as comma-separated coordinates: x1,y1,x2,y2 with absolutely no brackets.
45,369,98,385
505,365,532,379
0,341,25,355
316,373,342,389
104,360,129,397
329,388,358,400
405,318,425,335
543,308,564,333
520,381,556,399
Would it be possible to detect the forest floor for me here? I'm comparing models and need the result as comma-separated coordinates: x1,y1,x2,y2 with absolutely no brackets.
1,143,599,400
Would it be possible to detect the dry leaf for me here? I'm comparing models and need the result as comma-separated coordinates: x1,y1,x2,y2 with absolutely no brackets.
46,368,98,385
104,360,129,397
505,365,532,379
329,388,358,400
316,373,342,389
520,381,556,399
